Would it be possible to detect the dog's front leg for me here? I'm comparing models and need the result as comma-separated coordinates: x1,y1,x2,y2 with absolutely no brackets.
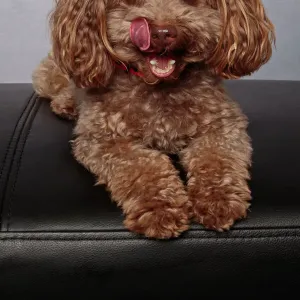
73,136,190,239
180,125,252,231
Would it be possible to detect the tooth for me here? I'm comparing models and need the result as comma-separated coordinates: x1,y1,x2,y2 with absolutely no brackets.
169,60,176,65
150,60,157,65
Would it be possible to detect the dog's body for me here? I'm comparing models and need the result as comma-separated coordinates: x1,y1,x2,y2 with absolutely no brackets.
33,0,274,239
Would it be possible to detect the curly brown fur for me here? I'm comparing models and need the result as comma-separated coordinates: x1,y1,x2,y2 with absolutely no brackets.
32,0,275,239
32,53,77,120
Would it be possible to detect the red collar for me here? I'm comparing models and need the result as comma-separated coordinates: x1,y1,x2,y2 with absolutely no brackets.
115,63,144,78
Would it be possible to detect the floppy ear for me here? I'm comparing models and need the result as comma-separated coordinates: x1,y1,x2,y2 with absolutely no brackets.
206,0,275,78
50,0,118,88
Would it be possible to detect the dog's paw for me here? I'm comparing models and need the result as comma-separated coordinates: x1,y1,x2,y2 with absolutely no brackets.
124,205,190,239
193,198,250,231
50,100,77,120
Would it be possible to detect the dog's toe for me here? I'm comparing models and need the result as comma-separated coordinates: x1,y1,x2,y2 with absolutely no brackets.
124,206,190,239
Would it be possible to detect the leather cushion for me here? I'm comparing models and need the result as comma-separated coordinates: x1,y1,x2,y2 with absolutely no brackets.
1,81,300,233
1,81,300,298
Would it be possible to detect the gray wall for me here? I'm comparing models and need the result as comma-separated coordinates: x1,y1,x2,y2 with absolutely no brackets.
0,0,299,83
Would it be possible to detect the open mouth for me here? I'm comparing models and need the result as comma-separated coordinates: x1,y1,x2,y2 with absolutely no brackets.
147,55,176,78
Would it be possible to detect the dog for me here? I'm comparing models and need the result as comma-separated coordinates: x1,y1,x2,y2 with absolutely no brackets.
32,0,275,239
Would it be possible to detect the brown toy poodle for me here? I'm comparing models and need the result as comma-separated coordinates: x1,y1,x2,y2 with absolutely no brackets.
32,0,275,239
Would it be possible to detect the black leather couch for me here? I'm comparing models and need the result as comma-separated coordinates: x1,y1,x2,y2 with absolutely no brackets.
1,81,300,298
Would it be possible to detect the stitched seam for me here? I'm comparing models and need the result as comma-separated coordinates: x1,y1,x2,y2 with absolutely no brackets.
1,225,300,234
191,225,300,231
6,95,41,231
0,92,35,228
0,96,32,179
1,235,300,241
2,228,300,240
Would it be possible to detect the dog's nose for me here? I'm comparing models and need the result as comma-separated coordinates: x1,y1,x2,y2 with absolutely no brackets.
150,25,177,50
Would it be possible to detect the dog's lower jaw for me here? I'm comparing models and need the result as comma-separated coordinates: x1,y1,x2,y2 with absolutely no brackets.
135,59,188,85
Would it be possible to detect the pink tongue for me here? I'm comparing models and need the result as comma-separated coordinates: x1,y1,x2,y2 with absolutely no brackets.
130,18,150,51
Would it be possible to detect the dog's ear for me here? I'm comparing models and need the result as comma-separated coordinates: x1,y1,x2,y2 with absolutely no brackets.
50,0,118,88
205,0,275,79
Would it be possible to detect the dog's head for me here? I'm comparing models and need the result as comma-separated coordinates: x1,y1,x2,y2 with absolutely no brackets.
51,0,275,87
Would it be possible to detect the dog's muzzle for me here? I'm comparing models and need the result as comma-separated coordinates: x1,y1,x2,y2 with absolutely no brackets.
130,18,178,53
130,18,179,79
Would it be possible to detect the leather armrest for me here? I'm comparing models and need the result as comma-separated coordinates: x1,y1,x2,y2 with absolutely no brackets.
0,81,300,298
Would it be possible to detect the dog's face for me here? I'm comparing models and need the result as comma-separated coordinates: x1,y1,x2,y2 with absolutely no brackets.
51,0,275,87
107,0,220,84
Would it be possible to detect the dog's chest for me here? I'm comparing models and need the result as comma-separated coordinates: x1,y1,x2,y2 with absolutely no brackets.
101,93,203,152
